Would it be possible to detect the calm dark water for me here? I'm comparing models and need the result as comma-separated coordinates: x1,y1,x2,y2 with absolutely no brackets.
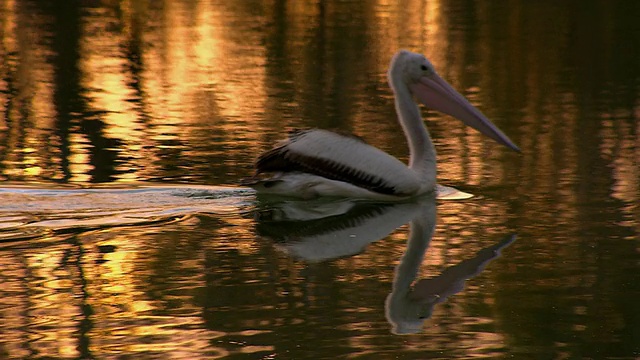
1,0,639,359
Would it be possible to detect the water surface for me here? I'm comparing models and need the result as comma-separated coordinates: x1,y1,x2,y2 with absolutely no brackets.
0,0,638,359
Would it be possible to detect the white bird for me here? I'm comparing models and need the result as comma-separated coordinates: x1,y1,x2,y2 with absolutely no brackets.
245,50,519,200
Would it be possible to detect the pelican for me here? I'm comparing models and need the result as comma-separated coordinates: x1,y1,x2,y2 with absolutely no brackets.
246,50,519,200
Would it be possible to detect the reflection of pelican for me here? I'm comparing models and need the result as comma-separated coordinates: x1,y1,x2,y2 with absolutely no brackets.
246,50,519,200
255,195,435,261
256,195,515,334
386,232,516,335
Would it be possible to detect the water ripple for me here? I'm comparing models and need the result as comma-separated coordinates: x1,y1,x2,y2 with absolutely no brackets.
0,184,256,243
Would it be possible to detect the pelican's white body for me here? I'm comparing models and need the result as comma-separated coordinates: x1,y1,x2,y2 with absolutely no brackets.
250,129,432,200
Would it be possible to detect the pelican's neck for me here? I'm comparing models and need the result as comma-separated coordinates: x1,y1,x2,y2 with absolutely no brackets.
390,75,437,182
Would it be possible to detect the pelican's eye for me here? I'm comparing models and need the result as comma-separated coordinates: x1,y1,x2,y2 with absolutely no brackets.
420,65,428,71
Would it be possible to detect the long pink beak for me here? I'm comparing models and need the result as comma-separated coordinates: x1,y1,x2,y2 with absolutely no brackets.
410,74,520,152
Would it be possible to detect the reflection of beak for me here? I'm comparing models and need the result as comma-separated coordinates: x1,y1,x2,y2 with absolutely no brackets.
410,74,520,152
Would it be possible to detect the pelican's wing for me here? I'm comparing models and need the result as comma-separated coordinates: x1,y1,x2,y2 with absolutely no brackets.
256,129,420,196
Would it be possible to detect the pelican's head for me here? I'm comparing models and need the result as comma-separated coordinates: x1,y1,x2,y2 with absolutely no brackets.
389,50,437,84
389,50,520,152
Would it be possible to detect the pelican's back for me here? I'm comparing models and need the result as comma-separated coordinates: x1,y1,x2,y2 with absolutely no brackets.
256,129,421,196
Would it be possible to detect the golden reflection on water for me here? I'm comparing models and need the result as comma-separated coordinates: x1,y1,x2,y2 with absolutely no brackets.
0,0,635,194
0,223,234,359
